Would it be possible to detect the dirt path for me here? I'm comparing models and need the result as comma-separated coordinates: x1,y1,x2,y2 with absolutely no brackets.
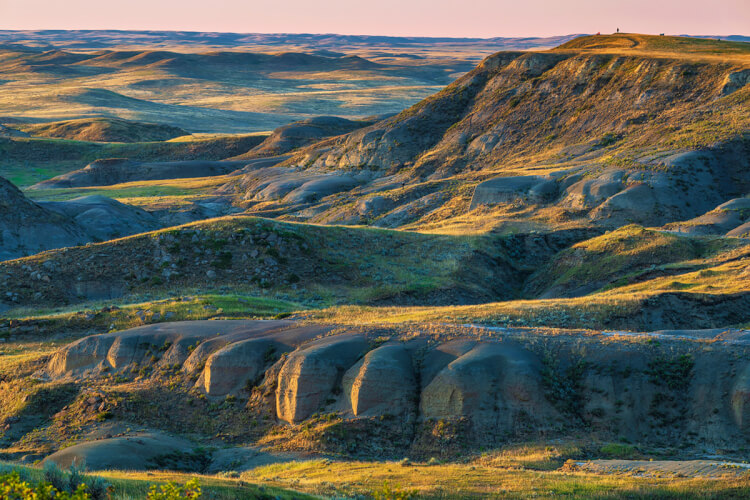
572,459,750,478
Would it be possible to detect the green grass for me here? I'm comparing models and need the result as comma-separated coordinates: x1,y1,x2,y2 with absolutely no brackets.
0,293,302,339
0,133,267,188
25,177,228,203
0,216,510,314
524,225,748,297
0,462,311,500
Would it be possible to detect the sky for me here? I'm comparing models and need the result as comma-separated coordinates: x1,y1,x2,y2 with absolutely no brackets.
0,0,748,37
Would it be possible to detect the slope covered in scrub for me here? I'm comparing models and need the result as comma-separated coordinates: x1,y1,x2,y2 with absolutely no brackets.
219,34,749,233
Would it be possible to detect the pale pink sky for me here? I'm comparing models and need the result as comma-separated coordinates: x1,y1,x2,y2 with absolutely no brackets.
0,0,747,37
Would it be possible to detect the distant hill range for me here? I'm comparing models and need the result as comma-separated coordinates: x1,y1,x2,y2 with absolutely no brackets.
0,30,583,51
688,35,750,43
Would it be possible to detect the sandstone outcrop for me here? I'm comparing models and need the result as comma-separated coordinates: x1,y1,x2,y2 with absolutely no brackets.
38,321,750,450
731,363,750,432
470,175,558,209
343,343,417,417
276,334,367,423
420,342,551,432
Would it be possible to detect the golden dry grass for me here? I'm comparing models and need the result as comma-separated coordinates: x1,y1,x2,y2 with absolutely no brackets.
244,457,750,499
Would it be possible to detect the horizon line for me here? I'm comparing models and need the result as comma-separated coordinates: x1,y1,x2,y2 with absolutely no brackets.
0,29,748,40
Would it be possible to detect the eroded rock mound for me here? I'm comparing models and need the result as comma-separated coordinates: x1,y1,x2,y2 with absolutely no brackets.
38,195,160,241
39,321,750,451
665,197,750,236
224,166,366,206
276,334,367,423
421,342,553,433
470,175,558,209
43,432,194,471
0,176,88,261
343,343,417,417
44,320,304,378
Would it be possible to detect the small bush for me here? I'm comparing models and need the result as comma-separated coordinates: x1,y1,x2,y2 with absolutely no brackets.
371,480,418,500
147,478,202,499
600,443,640,459
2,470,91,499
43,462,113,500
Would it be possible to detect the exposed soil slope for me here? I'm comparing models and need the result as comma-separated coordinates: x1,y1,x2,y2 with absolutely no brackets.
0,176,87,261
22,320,750,460
221,35,750,232
231,116,376,160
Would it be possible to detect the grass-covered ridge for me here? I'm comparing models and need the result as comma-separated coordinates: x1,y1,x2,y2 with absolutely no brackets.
524,225,748,297
0,133,267,187
15,117,189,143
0,216,517,311
556,33,750,59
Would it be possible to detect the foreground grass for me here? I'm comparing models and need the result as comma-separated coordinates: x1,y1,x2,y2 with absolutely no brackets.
4,453,750,500
0,462,311,499
245,458,750,499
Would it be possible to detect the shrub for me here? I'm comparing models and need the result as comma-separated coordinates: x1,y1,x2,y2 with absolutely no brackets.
1,470,90,499
43,462,112,500
600,443,640,459
371,480,418,500
146,478,202,499
646,354,694,391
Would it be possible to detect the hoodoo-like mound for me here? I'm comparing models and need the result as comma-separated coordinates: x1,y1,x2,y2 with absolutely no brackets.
18,117,189,142
0,176,168,262
343,343,417,417
38,195,161,241
36,321,750,454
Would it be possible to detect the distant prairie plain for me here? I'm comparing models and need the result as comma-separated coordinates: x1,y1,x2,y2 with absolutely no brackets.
0,31,579,133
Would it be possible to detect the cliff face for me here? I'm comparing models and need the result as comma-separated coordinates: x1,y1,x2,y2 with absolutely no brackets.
298,37,749,178
226,35,750,230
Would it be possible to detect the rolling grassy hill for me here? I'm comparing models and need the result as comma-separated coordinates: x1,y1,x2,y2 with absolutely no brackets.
0,37,507,134
16,117,188,142
2,33,750,499
0,132,267,187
